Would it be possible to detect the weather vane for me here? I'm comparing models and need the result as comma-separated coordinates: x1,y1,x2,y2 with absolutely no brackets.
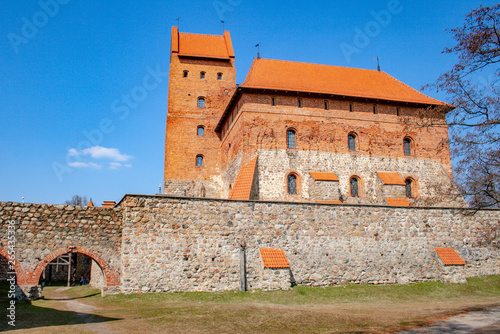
255,43,260,59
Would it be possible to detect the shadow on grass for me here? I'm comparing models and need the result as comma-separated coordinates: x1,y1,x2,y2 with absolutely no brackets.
0,299,120,332
43,291,101,301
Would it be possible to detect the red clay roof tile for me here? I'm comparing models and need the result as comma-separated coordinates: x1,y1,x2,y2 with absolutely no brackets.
310,172,339,181
260,248,290,268
385,198,411,206
435,247,466,265
172,27,233,60
229,157,258,200
377,172,406,185
240,58,446,105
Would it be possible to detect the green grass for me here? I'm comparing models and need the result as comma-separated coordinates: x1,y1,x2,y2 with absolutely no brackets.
2,275,500,333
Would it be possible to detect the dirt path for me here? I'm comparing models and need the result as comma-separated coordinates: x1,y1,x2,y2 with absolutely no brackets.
51,287,116,334
396,306,500,333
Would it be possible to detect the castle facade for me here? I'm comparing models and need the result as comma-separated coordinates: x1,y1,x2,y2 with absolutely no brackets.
164,28,465,207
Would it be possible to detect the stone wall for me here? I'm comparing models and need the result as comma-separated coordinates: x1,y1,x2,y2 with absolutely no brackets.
119,195,500,293
254,149,465,206
0,201,122,298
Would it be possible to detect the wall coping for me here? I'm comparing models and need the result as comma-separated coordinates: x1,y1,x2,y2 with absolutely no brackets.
116,193,500,213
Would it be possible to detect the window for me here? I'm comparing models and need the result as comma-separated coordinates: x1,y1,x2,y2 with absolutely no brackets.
196,155,203,167
197,126,204,136
200,71,206,79
183,70,188,78
396,107,401,116
349,103,354,112
405,178,413,198
404,138,412,156
198,97,205,108
287,129,296,149
288,174,297,195
217,73,223,80
298,99,302,108
348,133,357,151
324,100,328,110
373,104,377,114
271,97,276,106
350,177,359,197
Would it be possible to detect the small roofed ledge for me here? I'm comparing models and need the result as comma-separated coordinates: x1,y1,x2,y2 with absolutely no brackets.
102,201,116,208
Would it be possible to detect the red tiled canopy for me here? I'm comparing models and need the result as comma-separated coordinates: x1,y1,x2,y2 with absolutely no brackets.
435,247,466,265
260,248,290,268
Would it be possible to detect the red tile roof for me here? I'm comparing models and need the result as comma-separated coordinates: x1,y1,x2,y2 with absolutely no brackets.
171,27,234,60
239,58,446,105
385,198,411,206
87,200,94,207
102,201,116,208
317,200,343,204
310,172,339,181
435,247,466,265
377,172,406,185
260,248,290,268
229,157,258,200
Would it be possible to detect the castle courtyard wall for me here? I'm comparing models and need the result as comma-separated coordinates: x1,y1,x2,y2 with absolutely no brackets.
120,195,499,293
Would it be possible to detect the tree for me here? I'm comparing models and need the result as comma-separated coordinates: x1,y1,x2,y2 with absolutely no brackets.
65,195,89,206
429,4,500,209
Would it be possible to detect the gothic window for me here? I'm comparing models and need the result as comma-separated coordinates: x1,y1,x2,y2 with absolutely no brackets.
349,103,354,112
271,97,276,106
405,178,413,198
200,71,206,79
350,177,359,197
396,107,401,116
197,126,204,136
298,99,302,108
324,100,328,110
404,138,412,156
196,155,203,167
288,174,297,195
348,133,357,151
287,129,296,149
198,97,205,108
217,73,223,80
373,104,378,114
183,70,188,78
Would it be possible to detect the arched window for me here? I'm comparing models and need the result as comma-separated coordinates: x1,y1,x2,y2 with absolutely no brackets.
350,177,359,197
198,97,205,108
404,138,412,156
200,71,206,79
298,99,302,108
287,129,296,149
348,133,357,151
217,73,223,80
183,70,188,78
197,126,204,136
324,100,328,110
196,155,203,167
271,97,276,106
288,174,297,195
405,178,413,198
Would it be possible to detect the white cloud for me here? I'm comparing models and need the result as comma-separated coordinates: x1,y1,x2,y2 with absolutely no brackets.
68,162,101,169
82,146,133,162
66,146,133,170
68,148,80,156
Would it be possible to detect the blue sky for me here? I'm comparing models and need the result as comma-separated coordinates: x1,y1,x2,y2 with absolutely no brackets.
0,0,494,205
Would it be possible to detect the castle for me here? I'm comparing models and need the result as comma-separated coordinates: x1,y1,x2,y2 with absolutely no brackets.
1,29,499,300
163,27,465,207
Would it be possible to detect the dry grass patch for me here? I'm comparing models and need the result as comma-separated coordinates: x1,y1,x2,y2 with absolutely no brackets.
2,275,499,333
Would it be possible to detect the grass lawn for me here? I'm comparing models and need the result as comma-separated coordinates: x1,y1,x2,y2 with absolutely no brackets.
1,275,499,333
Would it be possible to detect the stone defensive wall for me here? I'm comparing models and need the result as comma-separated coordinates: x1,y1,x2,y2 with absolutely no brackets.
1,196,499,298
0,202,122,298
118,195,500,293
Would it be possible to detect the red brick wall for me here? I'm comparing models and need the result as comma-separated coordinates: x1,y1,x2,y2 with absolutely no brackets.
164,55,236,190
220,92,452,176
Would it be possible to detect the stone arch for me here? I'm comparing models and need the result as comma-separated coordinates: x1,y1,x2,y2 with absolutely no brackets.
0,247,22,282
28,246,120,287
